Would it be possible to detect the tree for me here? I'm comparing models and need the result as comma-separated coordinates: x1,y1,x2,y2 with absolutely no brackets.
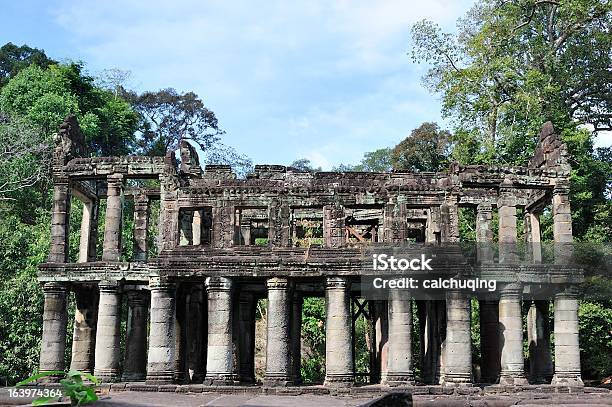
0,63,138,156
289,158,322,172
0,116,50,202
122,88,222,156
411,0,611,164
391,122,452,172
333,148,393,172
0,43,55,87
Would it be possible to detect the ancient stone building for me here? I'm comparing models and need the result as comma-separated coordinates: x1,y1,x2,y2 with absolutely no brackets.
37,117,583,388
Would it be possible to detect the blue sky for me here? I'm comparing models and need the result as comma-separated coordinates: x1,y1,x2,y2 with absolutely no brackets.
3,1,609,169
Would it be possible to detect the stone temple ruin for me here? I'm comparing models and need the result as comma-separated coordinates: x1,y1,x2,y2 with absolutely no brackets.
37,116,584,390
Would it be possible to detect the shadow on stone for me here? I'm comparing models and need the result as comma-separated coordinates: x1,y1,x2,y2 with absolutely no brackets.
358,392,413,407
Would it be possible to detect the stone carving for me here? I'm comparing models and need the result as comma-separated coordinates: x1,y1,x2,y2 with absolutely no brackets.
37,118,585,390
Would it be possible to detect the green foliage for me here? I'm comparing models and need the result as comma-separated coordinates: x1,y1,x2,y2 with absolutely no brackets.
289,158,322,172
411,0,611,161
0,62,138,156
391,122,452,172
0,43,55,87
0,211,49,384
578,301,612,379
17,370,99,406
301,298,326,383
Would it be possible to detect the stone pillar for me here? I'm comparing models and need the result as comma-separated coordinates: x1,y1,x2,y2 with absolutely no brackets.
264,278,292,386
383,289,414,385
268,199,291,247
476,202,494,262
441,291,472,385
192,210,202,246
179,210,194,246
174,284,188,383
290,291,303,385
479,300,501,383
419,300,445,384
146,280,176,384
133,195,150,261
498,187,518,263
498,284,527,385
238,292,256,383
187,284,205,382
524,211,542,263
552,183,573,264
78,200,97,263
122,291,148,381
551,289,583,386
39,282,68,376
372,301,389,383
324,277,354,387
102,174,124,261
49,180,71,263
383,201,407,243
70,286,98,374
94,282,122,382
477,202,501,384
527,300,553,383
323,204,345,248
204,277,234,385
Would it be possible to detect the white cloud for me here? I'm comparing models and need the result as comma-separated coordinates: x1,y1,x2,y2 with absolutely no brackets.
49,0,475,167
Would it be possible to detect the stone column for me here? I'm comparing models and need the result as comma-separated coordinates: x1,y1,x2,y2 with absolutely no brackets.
133,195,150,261
78,200,98,263
204,277,234,385
552,183,573,264
238,292,256,383
290,291,303,385
49,180,71,263
174,285,188,383
498,187,518,263
70,286,98,374
179,210,194,246
94,282,122,382
268,199,291,247
477,202,501,383
146,280,176,384
498,284,527,385
441,290,472,385
102,174,124,261
383,201,407,243
122,291,148,381
323,204,345,248
383,290,414,385
527,300,553,383
192,210,203,246
264,278,292,386
524,211,542,263
476,202,494,263
324,277,354,387
419,300,445,384
479,300,501,383
187,284,205,383
551,289,583,386
39,282,68,376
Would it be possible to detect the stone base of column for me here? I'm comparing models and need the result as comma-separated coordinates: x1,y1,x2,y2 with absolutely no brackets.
324,373,354,387
121,372,145,382
203,373,235,386
499,370,528,386
440,372,472,386
551,372,584,387
263,372,292,387
94,368,120,383
145,371,174,385
381,372,415,386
